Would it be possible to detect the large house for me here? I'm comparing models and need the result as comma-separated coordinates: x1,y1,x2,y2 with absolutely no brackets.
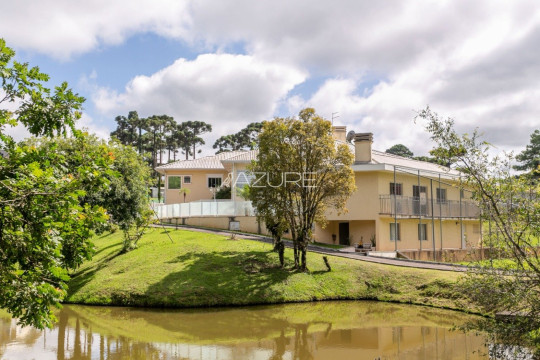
155,127,481,260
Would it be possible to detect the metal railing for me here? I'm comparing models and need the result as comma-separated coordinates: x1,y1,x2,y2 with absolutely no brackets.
379,195,480,218
152,200,255,219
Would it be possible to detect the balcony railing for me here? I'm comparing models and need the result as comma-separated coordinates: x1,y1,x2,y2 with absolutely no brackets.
379,195,480,219
152,200,255,220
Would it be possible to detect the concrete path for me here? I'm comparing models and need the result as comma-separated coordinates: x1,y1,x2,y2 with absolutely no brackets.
152,223,468,272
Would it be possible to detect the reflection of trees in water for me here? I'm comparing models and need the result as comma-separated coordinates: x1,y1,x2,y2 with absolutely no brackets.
1,302,493,360
269,321,335,360
54,310,167,360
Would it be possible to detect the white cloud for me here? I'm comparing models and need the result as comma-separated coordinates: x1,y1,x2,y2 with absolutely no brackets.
2,0,539,154
0,0,191,60
93,53,306,152
77,113,111,140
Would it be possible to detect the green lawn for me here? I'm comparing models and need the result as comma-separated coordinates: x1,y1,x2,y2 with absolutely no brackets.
67,228,476,312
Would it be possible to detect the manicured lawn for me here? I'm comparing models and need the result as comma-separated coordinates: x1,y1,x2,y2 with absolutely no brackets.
67,228,476,312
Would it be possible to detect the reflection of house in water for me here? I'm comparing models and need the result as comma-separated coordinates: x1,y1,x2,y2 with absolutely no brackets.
0,305,490,360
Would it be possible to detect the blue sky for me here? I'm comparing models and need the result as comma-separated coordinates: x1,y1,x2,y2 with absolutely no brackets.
1,1,539,155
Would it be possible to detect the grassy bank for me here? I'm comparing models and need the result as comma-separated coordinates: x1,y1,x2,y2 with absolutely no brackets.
67,228,474,312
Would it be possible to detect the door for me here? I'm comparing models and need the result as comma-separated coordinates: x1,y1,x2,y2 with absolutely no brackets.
338,222,350,245
413,185,427,215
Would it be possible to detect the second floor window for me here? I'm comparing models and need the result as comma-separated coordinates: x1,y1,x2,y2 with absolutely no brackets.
390,183,403,196
436,188,447,203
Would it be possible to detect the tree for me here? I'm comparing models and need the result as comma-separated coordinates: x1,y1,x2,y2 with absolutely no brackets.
250,109,355,270
416,106,540,354
0,39,111,328
514,129,540,176
213,122,263,153
249,170,288,267
177,121,212,160
385,144,413,158
179,187,191,203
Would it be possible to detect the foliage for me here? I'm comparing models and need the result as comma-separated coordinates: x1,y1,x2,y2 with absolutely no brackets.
110,112,213,179
29,135,154,253
179,187,191,202
514,129,540,177
214,185,231,199
250,108,356,270
213,122,263,154
176,120,212,160
0,39,110,328
417,106,540,354
385,144,413,158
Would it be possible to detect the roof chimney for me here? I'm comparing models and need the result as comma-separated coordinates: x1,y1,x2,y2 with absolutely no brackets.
332,126,347,142
354,133,373,163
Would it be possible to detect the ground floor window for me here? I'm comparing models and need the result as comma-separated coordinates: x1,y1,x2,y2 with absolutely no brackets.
168,176,181,189
183,175,191,184
418,223,427,240
208,176,222,188
390,222,400,241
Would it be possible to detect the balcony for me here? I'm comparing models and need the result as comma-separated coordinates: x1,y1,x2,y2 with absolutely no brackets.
152,200,255,220
379,195,480,219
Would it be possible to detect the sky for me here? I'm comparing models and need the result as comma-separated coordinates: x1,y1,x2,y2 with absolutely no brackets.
1,0,539,157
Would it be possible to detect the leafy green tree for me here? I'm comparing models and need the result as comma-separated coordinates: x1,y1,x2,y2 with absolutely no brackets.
252,109,355,270
0,39,111,328
417,107,540,354
213,122,263,153
514,129,539,176
385,144,414,158
31,135,154,253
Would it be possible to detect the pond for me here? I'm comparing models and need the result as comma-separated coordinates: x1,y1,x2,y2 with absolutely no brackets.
0,301,489,359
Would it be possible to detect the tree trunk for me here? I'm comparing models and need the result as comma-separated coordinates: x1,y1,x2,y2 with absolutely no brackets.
301,247,307,271
279,244,284,267
293,242,299,268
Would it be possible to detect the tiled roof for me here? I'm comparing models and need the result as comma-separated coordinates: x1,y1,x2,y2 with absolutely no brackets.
221,150,258,163
155,150,249,172
156,142,458,176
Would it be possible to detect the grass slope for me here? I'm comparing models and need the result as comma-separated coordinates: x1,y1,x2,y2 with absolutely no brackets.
67,228,474,312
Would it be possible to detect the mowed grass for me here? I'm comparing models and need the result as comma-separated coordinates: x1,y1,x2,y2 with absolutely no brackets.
67,228,475,312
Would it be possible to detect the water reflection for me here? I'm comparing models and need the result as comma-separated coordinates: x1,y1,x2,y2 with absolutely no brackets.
0,301,488,359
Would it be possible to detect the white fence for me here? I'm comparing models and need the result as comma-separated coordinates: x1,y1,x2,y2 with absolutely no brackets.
152,200,255,220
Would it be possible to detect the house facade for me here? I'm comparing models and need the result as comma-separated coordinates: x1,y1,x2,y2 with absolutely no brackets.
155,127,481,259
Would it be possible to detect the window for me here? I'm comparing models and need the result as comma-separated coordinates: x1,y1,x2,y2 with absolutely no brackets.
436,188,447,203
418,223,427,241
412,185,426,198
235,170,254,189
208,176,222,188
168,176,181,190
183,176,192,184
390,223,400,241
390,183,403,195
